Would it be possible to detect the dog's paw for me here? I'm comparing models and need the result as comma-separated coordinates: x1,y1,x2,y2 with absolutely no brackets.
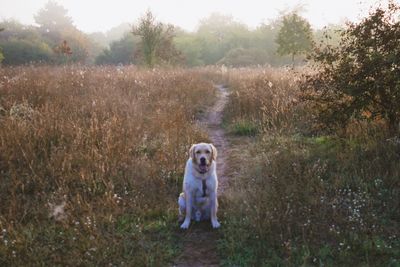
211,219,221,229
180,220,190,229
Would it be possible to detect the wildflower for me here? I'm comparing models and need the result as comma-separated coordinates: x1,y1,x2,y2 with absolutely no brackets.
49,201,67,222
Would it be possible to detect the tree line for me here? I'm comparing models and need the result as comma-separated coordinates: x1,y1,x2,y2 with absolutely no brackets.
0,1,340,67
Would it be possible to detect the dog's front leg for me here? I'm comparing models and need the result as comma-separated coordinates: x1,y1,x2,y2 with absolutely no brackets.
180,190,192,229
210,191,221,228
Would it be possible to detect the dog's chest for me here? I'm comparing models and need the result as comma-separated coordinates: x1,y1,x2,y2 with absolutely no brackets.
192,179,208,197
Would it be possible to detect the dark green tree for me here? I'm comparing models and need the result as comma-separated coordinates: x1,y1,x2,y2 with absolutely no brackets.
276,12,313,67
302,2,400,135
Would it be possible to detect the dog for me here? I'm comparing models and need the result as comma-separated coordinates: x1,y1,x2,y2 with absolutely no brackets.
178,143,221,229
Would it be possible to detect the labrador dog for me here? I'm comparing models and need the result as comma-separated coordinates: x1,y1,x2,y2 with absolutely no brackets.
178,143,220,229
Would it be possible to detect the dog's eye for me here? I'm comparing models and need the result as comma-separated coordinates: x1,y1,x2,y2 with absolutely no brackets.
196,151,201,154
205,150,211,154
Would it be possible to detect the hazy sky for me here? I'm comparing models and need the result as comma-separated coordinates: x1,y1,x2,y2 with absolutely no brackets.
0,0,394,33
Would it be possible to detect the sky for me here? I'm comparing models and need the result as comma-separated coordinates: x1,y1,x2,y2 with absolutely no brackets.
0,0,394,33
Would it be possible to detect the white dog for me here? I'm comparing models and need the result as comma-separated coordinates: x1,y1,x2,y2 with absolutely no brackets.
178,143,221,229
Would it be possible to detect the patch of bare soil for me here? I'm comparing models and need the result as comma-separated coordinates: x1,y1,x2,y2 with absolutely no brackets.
172,85,229,267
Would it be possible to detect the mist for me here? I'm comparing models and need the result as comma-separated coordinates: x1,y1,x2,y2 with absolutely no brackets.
0,0,394,66
1,0,389,33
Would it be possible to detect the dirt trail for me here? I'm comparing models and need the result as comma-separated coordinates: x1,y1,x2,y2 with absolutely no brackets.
173,85,230,267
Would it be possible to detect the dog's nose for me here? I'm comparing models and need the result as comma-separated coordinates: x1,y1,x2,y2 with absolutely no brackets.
200,157,206,164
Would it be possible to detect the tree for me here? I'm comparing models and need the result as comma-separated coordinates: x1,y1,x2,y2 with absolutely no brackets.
196,13,251,65
34,1,73,31
95,34,138,65
174,32,204,66
218,47,269,67
34,1,96,64
0,20,53,65
276,12,313,67
0,39,52,65
302,2,400,135
132,10,181,67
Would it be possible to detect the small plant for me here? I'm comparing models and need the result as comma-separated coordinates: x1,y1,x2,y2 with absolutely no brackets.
230,119,258,136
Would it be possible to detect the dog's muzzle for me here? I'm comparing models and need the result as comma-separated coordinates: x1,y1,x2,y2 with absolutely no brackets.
198,160,209,174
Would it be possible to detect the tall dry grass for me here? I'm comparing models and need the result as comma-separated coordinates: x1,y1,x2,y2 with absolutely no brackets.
223,67,312,136
0,65,215,265
220,67,400,266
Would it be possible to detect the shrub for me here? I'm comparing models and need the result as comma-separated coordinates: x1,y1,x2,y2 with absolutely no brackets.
303,2,400,135
0,39,53,65
95,34,138,65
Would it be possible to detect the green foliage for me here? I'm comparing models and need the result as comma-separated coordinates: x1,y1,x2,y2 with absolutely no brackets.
251,23,289,66
0,2,98,65
303,2,400,134
230,119,258,136
0,21,53,65
0,39,52,65
174,33,204,66
132,10,182,67
276,12,313,66
95,34,138,65
174,14,287,67
196,13,251,65
0,6,325,67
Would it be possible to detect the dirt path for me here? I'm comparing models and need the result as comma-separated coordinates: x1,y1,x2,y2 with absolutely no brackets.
172,85,230,267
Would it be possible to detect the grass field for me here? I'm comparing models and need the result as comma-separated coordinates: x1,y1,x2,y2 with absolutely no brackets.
0,66,217,265
0,65,399,266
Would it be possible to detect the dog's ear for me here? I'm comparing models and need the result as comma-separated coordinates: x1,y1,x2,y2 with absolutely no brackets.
209,143,217,162
189,144,196,160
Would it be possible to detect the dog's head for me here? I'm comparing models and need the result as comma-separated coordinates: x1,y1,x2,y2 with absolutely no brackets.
189,143,217,174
